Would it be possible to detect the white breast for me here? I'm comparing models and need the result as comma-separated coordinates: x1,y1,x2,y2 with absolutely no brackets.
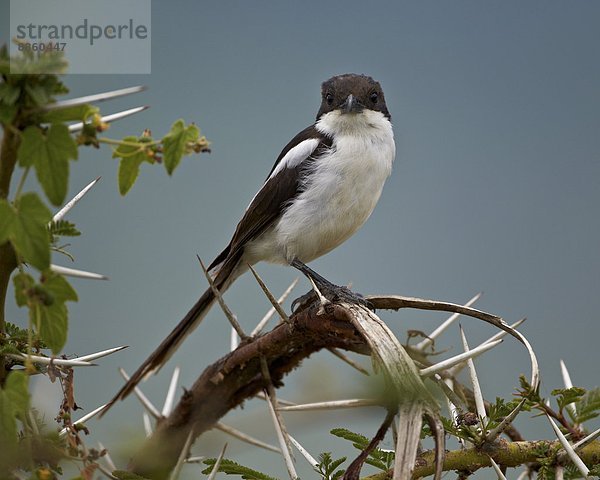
246,109,395,265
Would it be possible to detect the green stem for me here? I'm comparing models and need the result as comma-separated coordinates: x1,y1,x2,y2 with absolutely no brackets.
97,137,159,148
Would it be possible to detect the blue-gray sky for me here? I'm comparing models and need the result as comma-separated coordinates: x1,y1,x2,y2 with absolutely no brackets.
2,1,600,477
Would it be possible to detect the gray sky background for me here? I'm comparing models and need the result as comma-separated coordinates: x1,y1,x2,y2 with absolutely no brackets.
2,1,600,478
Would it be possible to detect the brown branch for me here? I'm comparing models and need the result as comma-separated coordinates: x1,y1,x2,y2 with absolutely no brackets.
128,303,369,479
362,439,600,479
126,295,535,479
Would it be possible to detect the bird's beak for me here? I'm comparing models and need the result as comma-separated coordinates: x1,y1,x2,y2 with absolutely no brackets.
341,94,363,114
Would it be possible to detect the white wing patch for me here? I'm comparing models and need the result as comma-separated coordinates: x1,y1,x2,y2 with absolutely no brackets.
245,138,320,210
267,138,320,181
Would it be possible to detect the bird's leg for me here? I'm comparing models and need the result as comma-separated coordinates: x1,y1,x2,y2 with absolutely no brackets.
290,258,374,312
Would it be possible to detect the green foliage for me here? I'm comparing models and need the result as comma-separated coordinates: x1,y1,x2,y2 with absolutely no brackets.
588,464,600,477
329,428,394,471
162,119,201,174
111,120,209,195
201,458,279,480
0,45,68,125
112,471,151,480
552,387,586,414
18,124,79,206
112,134,155,195
40,103,98,124
13,270,77,353
331,427,370,450
315,452,346,480
0,40,212,480
574,387,600,424
1,193,53,270
49,219,81,239
0,371,30,471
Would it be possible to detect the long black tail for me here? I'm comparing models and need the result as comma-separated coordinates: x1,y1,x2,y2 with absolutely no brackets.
102,287,216,413
102,253,242,415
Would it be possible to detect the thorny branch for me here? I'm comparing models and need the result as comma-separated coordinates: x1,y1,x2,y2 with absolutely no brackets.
126,294,531,479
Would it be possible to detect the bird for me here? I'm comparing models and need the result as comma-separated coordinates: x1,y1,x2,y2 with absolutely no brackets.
105,73,396,410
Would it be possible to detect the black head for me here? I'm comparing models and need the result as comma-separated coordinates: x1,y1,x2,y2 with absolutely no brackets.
316,74,390,121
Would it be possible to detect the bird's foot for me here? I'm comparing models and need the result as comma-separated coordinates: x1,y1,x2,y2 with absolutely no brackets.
290,259,374,312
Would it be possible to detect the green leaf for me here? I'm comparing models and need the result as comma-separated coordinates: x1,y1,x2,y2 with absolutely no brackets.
10,192,52,270
0,82,21,105
113,136,147,195
25,84,51,107
18,124,78,205
49,219,81,238
162,119,199,175
112,471,151,480
0,104,17,124
17,126,41,168
575,387,600,424
551,387,586,412
330,428,369,450
201,458,278,480
0,371,30,469
0,199,16,244
35,302,68,354
34,273,76,353
13,271,35,307
316,452,347,479
4,371,30,418
118,155,145,195
12,272,75,354
40,103,98,123
43,272,78,303
0,394,18,468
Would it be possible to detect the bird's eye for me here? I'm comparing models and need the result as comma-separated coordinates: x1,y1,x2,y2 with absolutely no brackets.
370,91,379,104
325,93,334,106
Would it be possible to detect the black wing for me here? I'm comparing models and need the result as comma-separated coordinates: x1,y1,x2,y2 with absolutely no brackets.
208,125,332,271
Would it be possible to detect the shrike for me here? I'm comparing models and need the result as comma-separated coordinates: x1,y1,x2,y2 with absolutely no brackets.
107,73,396,408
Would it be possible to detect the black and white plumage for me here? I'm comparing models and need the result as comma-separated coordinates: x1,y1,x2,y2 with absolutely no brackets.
106,74,396,409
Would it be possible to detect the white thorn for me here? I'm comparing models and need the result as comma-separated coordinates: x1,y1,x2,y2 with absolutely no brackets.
162,366,180,417
230,327,239,352
59,403,107,436
560,359,577,418
119,368,161,419
44,85,146,110
266,394,298,479
480,318,526,347
555,465,564,480
415,292,483,350
74,345,127,362
9,353,94,367
214,422,280,453
206,444,228,480
142,412,153,437
68,105,148,132
573,426,600,451
489,456,508,479
168,429,194,480
98,442,116,471
251,278,299,336
49,264,108,281
547,415,589,477
420,339,503,377
52,177,101,222
278,399,378,412
288,435,318,468
460,326,487,425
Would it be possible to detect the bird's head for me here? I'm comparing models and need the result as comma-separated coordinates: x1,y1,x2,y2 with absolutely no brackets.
316,74,391,122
